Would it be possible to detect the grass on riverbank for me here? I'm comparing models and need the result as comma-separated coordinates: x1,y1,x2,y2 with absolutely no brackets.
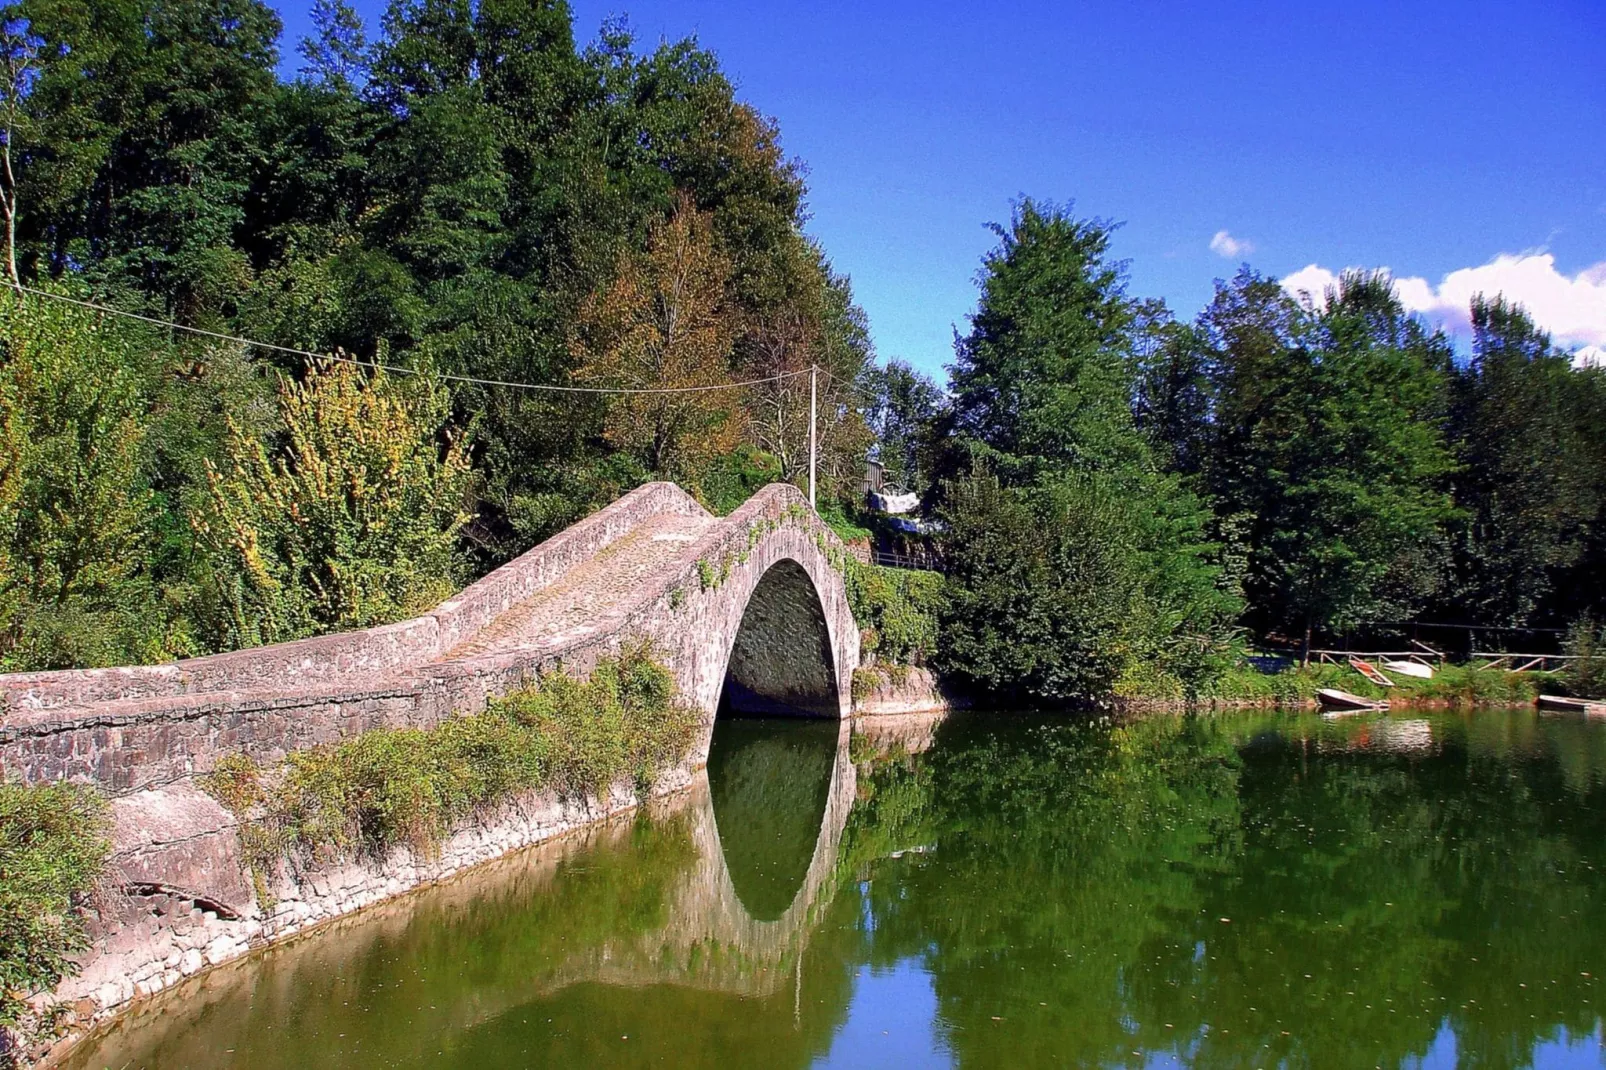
1203,661,1552,706
203,645,699,900
0,782,108,1047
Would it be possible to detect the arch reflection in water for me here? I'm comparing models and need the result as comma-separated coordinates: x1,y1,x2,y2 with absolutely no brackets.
706,716,842,920
59,723,858,1070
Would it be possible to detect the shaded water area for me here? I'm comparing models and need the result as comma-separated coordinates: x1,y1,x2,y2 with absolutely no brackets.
63,707,1606,1068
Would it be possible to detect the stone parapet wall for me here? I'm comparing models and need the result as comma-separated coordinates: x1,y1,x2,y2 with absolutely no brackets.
0,482,704,715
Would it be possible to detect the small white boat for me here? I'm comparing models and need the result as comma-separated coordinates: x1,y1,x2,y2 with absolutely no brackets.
1317,688,1388,712
1382,659,1434,680
1538,694,1606,716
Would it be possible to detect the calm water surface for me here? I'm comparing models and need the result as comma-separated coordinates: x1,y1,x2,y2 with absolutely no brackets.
66,708,1606,1068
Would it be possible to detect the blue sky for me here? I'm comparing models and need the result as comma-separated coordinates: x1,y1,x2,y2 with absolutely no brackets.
269,0,1606,378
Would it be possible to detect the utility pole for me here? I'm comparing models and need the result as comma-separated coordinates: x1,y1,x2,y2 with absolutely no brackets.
808,364,818,511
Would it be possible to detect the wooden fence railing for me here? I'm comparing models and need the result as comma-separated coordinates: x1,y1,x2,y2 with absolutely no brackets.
1302,648,1576,674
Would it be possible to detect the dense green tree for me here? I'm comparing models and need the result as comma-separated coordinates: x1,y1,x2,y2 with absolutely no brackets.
947,200,1142,482
1130,298,1213,476
1197,269,1458,649
935,202,1238,699
863,358,944,489
1446,296,1606,627
0,289,191,668
12,0,282,314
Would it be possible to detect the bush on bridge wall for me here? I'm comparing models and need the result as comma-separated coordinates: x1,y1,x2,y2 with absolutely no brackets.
0,782,109,1046
203,645,698,901
846,562,944,667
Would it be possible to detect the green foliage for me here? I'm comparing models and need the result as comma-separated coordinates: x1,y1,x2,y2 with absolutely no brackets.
1447,299,1606,626
934,203,1241,703
203,646,698,880
817,507,871,544
492,646,697,801
863,359,946,490
1201,661,1546,706
1,0,1601,686
1198,269,1458,640
194,360,474,649
936,471,1238,702
845,561,942,666
0,781,108,1035
692,446,782,517
1564,618,1606,698
947,199,1145,482
0,288,197,670
1200,663,1329,703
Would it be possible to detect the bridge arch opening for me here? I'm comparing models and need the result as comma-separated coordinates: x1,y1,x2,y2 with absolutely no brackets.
717,558,840,720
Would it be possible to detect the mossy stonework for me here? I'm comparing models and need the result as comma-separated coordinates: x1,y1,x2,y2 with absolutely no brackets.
0,482,860,1063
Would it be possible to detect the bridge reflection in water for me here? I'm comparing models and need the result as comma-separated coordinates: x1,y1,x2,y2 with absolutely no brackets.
60,717,931,1070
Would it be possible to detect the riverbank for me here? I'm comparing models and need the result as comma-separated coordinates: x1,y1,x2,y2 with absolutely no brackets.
21,767,699,1069
23,693,919,1068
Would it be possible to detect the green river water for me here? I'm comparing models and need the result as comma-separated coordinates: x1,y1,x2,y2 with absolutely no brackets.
64,707,1606,1068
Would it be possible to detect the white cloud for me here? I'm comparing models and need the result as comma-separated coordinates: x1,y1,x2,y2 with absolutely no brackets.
1280,263,1339,303
1209,230,1255,259
1279,253,1606,352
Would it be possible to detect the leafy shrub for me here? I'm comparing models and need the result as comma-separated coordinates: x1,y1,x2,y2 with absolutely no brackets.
203,645,699,886
845,561,943,666
692,445,782,516
1564,618,1606,698
0,289,192,670
0,782,109,1037
934,472,1240,702
194,359,475,650
818,506,872,544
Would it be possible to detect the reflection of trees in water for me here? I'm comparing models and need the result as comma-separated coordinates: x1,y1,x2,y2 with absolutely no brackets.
835,709,1606,1069
66,708,1606,1070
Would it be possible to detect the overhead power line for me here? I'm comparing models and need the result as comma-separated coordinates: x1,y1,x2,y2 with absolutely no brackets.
12,284,815,396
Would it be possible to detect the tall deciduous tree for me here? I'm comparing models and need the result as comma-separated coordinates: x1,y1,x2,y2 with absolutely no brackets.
13,0,281,313
1447,296,1606,626
570,196,741,481
937,201,1240,699
1200,269,1457,649
864,358,946,489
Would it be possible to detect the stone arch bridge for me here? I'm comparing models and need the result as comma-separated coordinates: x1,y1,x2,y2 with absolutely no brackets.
0,482,861,795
